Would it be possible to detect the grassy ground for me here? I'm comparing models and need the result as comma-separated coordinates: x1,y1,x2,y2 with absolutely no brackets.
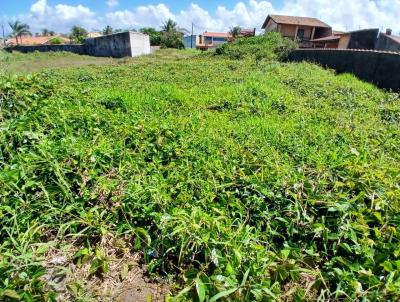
0,51,117,73
1,49,400,301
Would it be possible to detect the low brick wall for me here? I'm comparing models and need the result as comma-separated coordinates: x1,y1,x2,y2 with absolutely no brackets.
288,49,400,91
7,44,85,55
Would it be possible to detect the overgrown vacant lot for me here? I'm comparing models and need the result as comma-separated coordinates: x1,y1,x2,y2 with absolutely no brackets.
1,49,400,301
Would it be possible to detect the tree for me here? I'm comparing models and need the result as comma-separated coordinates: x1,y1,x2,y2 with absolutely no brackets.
160,19,184,49
42,28,50,36
161,19,178,33
103,25,113,35
230,26,242,39
8,21,31,45
140,27,161,46
49,30,55,36
70,26,88,43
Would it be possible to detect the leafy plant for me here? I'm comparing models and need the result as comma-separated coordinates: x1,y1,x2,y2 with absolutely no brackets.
0,49,399,301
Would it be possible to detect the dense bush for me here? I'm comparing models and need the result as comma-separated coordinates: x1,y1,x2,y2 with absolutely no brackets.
160,31,184,49
215,32,297,61
48,37,64,45
1,50,400,301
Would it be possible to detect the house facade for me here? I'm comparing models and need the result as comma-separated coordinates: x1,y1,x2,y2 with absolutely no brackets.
196,32,232,50
376,29,400,52
262,14,332,48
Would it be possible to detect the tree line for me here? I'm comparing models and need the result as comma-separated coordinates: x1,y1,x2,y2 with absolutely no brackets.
6,19,185,49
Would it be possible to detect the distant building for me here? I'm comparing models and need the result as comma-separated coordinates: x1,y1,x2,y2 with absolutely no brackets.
87,32,103,38
197,32,232,50
262,14,332,48
183,35,197,49
376,29,400,52
6,35,70,46
237,28,256,38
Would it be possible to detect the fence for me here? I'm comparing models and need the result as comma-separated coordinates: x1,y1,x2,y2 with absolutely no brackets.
5,32,150,58
288,49,400,91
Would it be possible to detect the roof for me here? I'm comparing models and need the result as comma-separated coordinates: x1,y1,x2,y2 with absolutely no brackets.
311,35,341,42
341,28,379,35
203,32,232,38
7,35,69,46
333,30,345,35
262,14,331,29
382,33,400,44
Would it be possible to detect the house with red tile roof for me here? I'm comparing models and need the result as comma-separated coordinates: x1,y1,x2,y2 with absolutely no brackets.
376,29,400,52
6,35,70,46
196,32,233,49
262,14,332,48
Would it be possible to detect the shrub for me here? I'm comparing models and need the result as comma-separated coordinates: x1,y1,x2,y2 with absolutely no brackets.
48,37,64,45
160,31,184,49
215,32,297,61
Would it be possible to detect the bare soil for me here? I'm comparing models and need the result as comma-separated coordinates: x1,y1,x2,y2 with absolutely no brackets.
43,235,169,302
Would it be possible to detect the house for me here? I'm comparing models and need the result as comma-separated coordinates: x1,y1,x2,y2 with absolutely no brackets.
262,14,332,48
376,29,400,52
310,31,345,48
337,28,379,49
311,29,379,50
87,32,103,38
237,28,256,38
196,32,232,50
5,35,70,46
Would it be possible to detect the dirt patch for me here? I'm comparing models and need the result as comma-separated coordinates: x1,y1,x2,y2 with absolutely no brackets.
42,235,169,302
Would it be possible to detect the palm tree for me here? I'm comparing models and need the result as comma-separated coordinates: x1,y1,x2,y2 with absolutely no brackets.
8,21,32,45
42,28,50,36
161,19,178,33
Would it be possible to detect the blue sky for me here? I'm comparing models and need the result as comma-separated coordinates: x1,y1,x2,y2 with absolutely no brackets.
1,0,399,35
2,0,282,16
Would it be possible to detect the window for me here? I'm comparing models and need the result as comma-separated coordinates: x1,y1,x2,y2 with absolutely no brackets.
297,29,305,40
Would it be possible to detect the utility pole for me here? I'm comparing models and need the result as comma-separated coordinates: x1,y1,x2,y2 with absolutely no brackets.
1,22,5,47
190,22,194,48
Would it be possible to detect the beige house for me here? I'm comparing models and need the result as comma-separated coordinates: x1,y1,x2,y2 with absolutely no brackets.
262,14,332,48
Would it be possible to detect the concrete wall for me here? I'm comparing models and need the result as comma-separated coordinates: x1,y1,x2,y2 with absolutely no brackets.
6,31,150,58
376,33,400,52
6,44,85,55
130,32,151,57
288,49,400,91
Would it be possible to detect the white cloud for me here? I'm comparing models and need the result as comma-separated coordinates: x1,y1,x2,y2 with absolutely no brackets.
9,0,99,34
7,0,400,35
106,0,119,9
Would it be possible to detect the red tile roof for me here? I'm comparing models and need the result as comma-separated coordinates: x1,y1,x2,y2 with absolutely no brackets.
312,35,341,42
203,32,232,38
6,36,69,46
262,14,331,29
387,34,400,44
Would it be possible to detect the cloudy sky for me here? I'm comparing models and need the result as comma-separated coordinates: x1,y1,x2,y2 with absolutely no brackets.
1,0,399,35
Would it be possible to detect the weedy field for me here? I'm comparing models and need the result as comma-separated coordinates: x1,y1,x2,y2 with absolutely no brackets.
0,37,400,302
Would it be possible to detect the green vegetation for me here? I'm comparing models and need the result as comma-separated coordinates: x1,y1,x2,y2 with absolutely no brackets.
8,21,32,45
69,26,88,44
1,45,400,302
0,50,117,73
102,25,114,36
160,19,185,49
47,37,64,45
140,27,162,46
215,33,297,61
